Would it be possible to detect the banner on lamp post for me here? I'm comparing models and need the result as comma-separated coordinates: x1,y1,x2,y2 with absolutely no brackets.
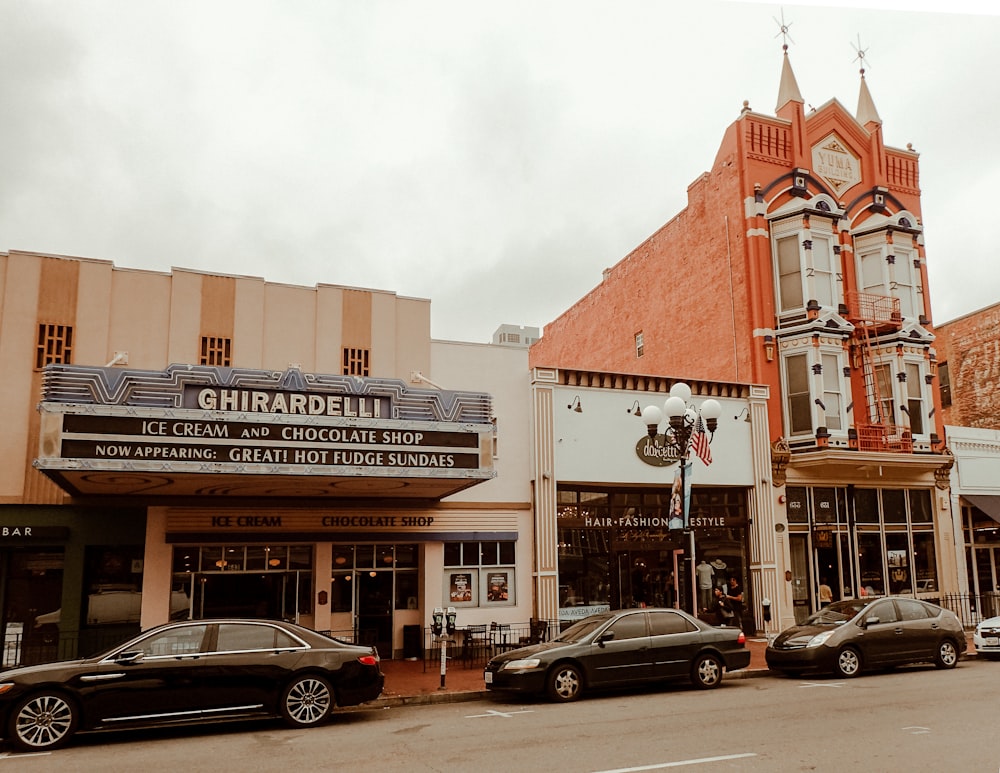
668,461,693,530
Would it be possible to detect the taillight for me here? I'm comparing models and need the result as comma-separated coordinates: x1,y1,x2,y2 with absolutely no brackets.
737,631,746,645
358,655,379,666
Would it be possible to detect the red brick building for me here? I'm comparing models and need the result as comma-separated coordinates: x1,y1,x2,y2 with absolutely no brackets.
934,302,1000,431
531,50,957,625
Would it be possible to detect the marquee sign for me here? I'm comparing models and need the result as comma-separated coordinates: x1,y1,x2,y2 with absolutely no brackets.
35,364,496,500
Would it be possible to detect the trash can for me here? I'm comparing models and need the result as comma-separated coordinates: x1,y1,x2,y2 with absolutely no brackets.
402,624,422,660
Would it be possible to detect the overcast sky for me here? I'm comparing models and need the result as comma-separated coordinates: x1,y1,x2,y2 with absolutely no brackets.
1,1,997,343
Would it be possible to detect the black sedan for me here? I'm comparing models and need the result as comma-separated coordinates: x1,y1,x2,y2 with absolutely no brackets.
484,608,750,702
766,597,966,678
0,618,384,752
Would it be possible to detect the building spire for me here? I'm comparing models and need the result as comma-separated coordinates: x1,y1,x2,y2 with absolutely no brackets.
774,11,803,112
853,36,882,126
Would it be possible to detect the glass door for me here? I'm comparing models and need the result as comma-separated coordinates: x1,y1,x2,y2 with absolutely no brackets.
356,571,393,656
789,534,811,624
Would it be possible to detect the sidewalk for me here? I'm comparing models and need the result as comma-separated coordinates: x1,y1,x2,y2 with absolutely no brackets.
371,634,979,708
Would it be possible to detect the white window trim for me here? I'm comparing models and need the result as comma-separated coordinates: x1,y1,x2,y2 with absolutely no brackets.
780,341,849,437
853,230,923,323
771,216,844,316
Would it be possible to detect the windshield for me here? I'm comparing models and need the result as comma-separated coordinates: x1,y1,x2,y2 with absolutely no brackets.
553,614,613,643
804,599,872,625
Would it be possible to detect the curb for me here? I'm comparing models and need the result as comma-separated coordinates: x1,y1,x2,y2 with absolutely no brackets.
365,667,774,709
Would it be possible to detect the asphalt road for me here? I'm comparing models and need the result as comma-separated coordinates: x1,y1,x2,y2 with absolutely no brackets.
3,659,997,772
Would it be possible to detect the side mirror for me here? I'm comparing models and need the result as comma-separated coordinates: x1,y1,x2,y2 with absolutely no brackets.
597,631,615,647
863,616,880,628
116,650,144,665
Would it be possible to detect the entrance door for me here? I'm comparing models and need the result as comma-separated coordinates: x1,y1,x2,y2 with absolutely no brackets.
1,550,64,666
789,535,811,624
357,571,393,657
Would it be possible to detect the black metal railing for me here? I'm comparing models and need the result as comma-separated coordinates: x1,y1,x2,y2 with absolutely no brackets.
421,619,561,670
938,593,1000,628
2,628,138,670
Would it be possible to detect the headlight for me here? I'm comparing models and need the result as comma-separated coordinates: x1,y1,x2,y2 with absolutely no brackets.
501,658,542,671
806,631,834,648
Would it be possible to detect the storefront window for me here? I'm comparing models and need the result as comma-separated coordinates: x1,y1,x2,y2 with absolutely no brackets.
885,532,911,594
883,489,907,524
854,488,880,523
394,571,418,610
909,490,932,524
329,571,352,613
785,486,809,524
443,541,515,607
857,533,885,596
912,533,937,592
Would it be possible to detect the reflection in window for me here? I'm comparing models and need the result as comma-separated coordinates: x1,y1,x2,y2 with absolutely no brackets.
858,533,884,596
785,353,812,435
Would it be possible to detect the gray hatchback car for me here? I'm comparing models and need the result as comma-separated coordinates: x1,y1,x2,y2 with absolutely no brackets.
766,597,965,678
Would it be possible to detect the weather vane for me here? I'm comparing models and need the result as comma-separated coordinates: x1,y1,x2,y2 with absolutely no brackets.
773,8,794,52
851,34,872,75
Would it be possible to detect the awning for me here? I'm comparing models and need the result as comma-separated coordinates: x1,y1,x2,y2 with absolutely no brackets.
964,495,1000,525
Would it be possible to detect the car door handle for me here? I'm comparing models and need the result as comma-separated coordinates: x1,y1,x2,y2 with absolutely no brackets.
894,627,904,635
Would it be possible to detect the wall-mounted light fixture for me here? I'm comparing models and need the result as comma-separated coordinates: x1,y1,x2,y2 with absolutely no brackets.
763,335,775,362
567,396,583,413
627,400,641,416
734,407,751,423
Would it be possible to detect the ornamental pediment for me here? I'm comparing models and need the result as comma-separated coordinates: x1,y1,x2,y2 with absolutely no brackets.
812,133,861,196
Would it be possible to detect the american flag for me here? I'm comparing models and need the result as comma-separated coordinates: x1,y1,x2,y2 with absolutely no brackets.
691,414,712,466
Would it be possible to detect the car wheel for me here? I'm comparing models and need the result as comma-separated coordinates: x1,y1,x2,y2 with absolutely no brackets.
935,639,959,669
8,691,78,752
691,653,723,689
281,674,334,727
546,663,583,702
834,646,862,678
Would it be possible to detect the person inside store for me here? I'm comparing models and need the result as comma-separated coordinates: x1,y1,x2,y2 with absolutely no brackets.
725,575,744,630
702,587,735,626
818,577,833,608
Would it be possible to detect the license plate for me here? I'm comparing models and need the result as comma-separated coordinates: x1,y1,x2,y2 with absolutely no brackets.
484,670,493,684
986,637,999,646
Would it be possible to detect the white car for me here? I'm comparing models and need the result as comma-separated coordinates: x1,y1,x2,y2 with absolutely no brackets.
974,615,1000,659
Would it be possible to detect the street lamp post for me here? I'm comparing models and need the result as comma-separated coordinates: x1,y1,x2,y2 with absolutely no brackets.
637,383,722,615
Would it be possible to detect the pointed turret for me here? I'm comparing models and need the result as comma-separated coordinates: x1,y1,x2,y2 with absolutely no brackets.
775,47,803,113
856,69,882,127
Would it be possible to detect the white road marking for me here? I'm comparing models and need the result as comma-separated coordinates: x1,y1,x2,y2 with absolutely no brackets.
592,753,757,772
464,708,535,718
0,752,52,761
902,726,931,734
798,681,846,688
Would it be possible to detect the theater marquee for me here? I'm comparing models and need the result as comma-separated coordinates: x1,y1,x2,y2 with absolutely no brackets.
35,364,496,501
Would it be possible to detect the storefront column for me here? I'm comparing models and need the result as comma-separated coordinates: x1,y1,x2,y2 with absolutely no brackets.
313,542,333,632
140,507,172,629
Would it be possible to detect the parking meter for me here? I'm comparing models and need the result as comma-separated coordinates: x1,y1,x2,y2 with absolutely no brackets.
445,607,457,635
762,597,772,623
431,607,444,636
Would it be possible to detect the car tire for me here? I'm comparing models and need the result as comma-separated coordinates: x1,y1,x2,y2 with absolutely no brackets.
7,691,78,752
934,639,959,669
691,653,724,689
546,663,583,702
280,674,334,727
834,646,862,678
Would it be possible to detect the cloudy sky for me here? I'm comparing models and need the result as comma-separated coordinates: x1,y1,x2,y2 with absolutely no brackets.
1,1,997,342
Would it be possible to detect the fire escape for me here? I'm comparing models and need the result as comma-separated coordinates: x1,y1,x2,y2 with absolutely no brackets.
845,290,913,453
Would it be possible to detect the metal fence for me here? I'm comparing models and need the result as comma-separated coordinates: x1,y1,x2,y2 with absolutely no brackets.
937,593,1000,628
2,628,138,670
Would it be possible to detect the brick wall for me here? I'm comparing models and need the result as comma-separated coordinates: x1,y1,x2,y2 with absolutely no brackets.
935,302,1000,430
